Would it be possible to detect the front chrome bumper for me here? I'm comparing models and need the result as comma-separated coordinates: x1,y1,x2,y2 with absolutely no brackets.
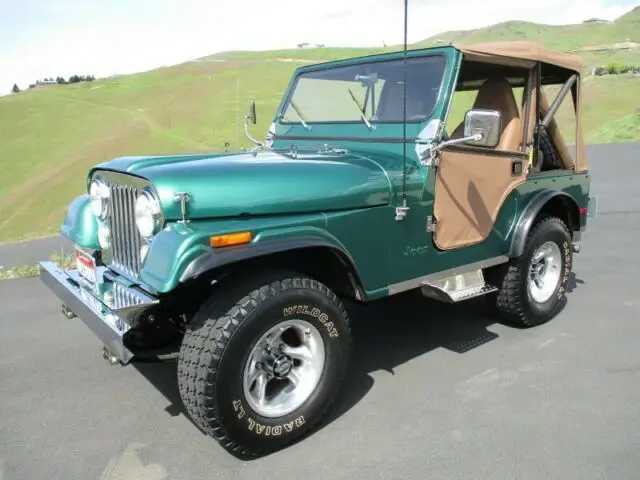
39,261,158,364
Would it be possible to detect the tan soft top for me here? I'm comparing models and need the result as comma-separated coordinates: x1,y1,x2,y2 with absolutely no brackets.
452,40,588,173
453,40,584,72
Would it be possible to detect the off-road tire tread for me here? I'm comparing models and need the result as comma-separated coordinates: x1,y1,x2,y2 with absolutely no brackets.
177,271,351,458
494,215,570,328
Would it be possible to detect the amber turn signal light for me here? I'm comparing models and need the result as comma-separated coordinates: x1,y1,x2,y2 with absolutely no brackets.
210,231,252,248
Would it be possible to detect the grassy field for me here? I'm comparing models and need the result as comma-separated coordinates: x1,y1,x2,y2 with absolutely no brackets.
0,8,639,244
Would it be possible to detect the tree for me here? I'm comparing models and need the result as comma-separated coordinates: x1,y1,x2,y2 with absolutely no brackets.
12,83,20,94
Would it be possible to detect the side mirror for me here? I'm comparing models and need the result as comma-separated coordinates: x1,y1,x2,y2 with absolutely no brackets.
463,109,502,148
248,99,257,125
243,98,264,148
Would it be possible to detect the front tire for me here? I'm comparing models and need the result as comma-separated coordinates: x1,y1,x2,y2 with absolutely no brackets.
177,272,351,457
489,216,573,328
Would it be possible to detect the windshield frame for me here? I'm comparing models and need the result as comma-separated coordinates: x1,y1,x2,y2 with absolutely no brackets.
276,51,448,127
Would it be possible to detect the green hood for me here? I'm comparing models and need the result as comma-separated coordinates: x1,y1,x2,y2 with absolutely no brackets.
91,150,392,220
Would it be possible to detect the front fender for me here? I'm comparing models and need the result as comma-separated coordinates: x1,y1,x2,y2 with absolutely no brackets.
179,233,356,282
59,194,99,249
138,218,360,294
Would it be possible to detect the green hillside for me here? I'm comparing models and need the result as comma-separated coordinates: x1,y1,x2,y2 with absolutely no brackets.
1,8,639,244
419,5,639,50
419,6,640,67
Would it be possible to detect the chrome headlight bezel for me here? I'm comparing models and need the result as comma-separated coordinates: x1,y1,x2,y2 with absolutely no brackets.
134,188,163,240
89,177,110,220
97,222,111,249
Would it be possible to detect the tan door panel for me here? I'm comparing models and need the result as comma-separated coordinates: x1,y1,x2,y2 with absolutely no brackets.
433,149,526,250
433,75,528,250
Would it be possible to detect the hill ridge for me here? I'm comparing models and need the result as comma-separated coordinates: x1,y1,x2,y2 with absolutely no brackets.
419,5,639,47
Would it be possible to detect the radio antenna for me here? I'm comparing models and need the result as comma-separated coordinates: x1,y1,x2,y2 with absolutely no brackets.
395,0,410,221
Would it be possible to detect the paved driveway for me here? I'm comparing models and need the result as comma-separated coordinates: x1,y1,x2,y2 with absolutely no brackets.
1,142,639,480
0,236,72,270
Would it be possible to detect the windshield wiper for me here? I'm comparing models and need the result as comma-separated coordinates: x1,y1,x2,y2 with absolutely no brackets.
347,89,373,130
290,101,310,130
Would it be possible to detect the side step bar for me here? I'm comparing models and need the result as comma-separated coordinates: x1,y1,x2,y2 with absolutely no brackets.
421,269,497,303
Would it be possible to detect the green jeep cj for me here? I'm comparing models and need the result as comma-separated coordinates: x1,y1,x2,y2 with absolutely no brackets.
40,40,595,457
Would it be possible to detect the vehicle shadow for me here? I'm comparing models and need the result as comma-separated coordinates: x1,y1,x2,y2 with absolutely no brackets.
314,292,500,433
131,272,585,458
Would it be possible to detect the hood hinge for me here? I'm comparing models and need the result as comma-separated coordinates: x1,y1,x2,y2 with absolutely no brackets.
174,192,191,223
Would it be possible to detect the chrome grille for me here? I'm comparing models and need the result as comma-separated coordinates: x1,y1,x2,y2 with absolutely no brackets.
92,171,155,279
106,183,143,277
109,281,149,310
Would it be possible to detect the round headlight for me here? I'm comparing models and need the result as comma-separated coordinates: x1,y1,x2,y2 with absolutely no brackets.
89,178,110,219
134,189,162,239
98,223,111,249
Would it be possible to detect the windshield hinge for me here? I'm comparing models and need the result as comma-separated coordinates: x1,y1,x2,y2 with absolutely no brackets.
426,216,437,233
418,149,439,168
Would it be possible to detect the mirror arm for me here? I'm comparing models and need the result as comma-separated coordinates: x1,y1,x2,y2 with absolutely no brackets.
416,133,483,165
244,113,265,148
416,132,483,151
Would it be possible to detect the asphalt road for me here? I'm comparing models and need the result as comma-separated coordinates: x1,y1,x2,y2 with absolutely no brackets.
1,142,639,480
0,236,73,270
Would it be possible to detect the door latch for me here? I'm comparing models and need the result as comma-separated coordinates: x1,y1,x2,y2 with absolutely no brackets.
426,216,437,232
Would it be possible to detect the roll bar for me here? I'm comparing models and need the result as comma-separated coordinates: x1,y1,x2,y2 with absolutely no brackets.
541,73,578,128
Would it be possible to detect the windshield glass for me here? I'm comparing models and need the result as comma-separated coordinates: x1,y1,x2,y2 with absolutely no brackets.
279,54,446,124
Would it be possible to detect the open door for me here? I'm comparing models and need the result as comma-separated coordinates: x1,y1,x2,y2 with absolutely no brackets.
433,73,530,250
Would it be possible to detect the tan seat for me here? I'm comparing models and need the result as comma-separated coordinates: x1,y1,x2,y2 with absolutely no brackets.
451,77,522,151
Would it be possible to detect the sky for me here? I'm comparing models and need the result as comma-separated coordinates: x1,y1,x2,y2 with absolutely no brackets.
0,0,637,95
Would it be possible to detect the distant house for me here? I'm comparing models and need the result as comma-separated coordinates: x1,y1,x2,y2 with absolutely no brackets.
297,42,326,48
29,79,58,89
583,17,611,24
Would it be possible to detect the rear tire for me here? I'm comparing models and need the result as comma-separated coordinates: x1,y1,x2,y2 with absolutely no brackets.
488,216,573,327
177,271,351,458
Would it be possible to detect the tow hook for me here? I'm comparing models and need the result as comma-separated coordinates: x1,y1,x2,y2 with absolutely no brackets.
61,304,76,319
102,346,120,366
571,242,580,254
